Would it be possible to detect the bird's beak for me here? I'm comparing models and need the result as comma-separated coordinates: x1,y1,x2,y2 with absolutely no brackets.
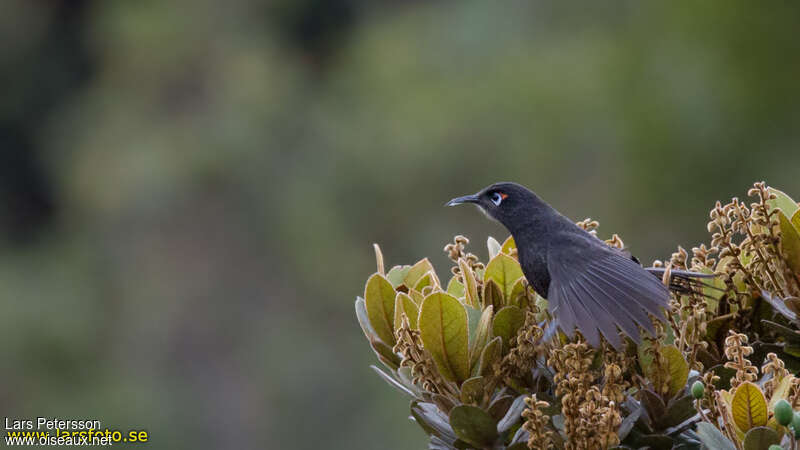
446,194,480,206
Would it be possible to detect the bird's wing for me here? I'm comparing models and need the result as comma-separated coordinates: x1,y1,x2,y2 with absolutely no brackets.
546,233,669,350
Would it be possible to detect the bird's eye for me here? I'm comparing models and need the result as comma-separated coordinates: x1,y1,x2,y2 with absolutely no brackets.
490,192,504,206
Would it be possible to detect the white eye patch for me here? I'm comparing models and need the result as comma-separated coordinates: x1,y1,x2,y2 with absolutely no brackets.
490,192,504,206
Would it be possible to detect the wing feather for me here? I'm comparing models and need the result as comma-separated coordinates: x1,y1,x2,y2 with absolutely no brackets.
554,285,577,338
588,259,668,319
547,239,670,349
580,268,656,335
562,281,600,347
569,276,623,349
606,256,668,299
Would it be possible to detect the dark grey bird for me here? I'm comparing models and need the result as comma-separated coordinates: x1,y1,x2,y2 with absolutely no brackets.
447,182,712,350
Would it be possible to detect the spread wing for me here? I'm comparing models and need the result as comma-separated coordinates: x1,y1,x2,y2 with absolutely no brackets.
546,233,669,350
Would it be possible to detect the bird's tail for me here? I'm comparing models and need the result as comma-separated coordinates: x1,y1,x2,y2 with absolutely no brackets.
645,267,721,297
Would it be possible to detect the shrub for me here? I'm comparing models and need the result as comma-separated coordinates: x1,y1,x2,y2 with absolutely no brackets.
356,182,800,450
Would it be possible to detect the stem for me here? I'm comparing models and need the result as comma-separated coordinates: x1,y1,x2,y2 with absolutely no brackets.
694,400,712,424
688,344,700,371
715,392,744,450
678,316,689,353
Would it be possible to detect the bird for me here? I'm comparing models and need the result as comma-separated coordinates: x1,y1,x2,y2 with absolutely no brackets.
446,181,713,350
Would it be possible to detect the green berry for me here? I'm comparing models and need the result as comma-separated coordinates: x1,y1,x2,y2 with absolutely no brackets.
774,399,793,426
768,445,782,450
691,380,704,400
792,411,800,438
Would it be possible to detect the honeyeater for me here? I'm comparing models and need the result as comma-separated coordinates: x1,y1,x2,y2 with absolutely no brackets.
447,181,712,350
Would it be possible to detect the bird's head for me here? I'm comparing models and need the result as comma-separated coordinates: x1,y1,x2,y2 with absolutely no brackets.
446,182,541,230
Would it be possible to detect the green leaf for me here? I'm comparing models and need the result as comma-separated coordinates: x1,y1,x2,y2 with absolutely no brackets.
732,382,768,432
364,273,397,345
768,375,795,411
487,394,514,422
432,393,456,414
407,288,424,306
460,376,484,404
793,209,800,232
778,210,800,275
393,292,419,330
534,294,549,322
411,401,456,442
414,271,435,292
355,296,376,341
469,306,493,371
639,388,666,424
386,265,411,288
448,405,499,448
492,305,525,352
484,253,525,302
618,408,641,441
742,426,780,450
662,345,690,398
459,258,480,309
482,279,503,310
478,337,502,376
370,338,400,370
508,278,528,308
446,277,465,298
500,236,516,255
370,365,413,396
465,305,482,351
487,236,502,259
638,344,688,399
695,423,737,450
762,320,800,345
662,393,695,428
497,395,527,433
767,187,799,216
419,292,471,383
405,258,438,289
637,339,654,375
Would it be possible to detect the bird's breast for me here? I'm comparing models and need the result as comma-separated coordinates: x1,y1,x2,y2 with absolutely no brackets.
517,244,550,298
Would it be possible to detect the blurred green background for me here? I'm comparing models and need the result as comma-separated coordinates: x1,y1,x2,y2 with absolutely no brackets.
2,1,799,448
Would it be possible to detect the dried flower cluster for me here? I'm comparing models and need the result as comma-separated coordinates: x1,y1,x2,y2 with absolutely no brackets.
761,352,789,398
641,325,672,396
444,235,484,281
708,182,800,301
548,340,623,449
497,311,542,382
394,315,456,401
522,395,553,450
723,331,757,388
